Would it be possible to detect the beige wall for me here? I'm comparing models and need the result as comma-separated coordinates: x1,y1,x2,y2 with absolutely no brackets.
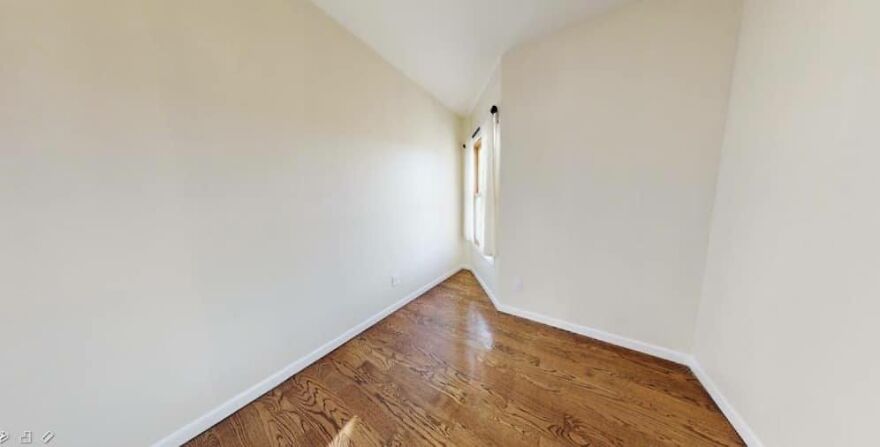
0,0,461,445
693,0,880,445
498,0,742,352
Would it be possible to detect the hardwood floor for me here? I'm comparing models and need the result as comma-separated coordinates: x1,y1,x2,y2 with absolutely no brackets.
187,270,743,446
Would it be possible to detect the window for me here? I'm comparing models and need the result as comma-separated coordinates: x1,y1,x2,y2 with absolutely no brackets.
472,137,483,247
463,108,498,258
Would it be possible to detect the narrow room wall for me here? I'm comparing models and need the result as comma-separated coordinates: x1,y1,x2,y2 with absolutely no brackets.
498,0,742,352
0,0,461,445
693,1,880,445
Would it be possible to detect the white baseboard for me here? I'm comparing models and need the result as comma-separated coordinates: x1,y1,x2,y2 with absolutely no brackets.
462,265,688,365
462,265,761,446
467,266,502,308
153,265,464,447
686,356,763,447
496,303,691,365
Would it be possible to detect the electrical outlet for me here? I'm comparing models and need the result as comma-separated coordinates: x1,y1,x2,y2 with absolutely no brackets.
391,275,401,287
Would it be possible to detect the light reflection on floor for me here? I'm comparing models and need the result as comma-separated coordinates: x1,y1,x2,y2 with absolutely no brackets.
327,415,359,447
468,303,494,350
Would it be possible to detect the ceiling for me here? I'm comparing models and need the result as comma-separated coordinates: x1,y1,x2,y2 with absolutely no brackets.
309,0,629,115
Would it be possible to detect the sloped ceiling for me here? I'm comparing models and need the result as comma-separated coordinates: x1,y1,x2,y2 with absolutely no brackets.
309,0,630,115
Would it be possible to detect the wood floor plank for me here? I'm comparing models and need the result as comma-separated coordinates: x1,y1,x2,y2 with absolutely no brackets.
186,271,743,446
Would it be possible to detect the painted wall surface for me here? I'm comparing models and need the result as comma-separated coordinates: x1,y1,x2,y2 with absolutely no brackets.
0,0,461,445
499,0,742,352
693,1,880,445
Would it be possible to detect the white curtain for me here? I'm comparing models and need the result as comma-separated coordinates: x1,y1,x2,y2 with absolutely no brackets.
463,139,475,242
480,113,499,257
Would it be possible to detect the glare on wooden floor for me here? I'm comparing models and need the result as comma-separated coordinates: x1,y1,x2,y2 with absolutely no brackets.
328,415,359,447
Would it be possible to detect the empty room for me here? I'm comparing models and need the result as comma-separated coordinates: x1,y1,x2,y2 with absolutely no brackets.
2,0,878,446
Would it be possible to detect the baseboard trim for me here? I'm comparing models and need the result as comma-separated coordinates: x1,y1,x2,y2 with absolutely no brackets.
500,304,690,366
462,265,688,365
153,265,465,447
467,266,501,308
462,265,761,446
686,356,763,447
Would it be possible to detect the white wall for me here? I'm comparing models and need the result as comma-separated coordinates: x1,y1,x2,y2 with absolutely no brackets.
464,66,502,297
498,0,742,352
693,1,880,445
0,0,461,445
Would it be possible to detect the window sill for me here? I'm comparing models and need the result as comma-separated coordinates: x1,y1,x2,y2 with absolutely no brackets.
470,242,495,265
